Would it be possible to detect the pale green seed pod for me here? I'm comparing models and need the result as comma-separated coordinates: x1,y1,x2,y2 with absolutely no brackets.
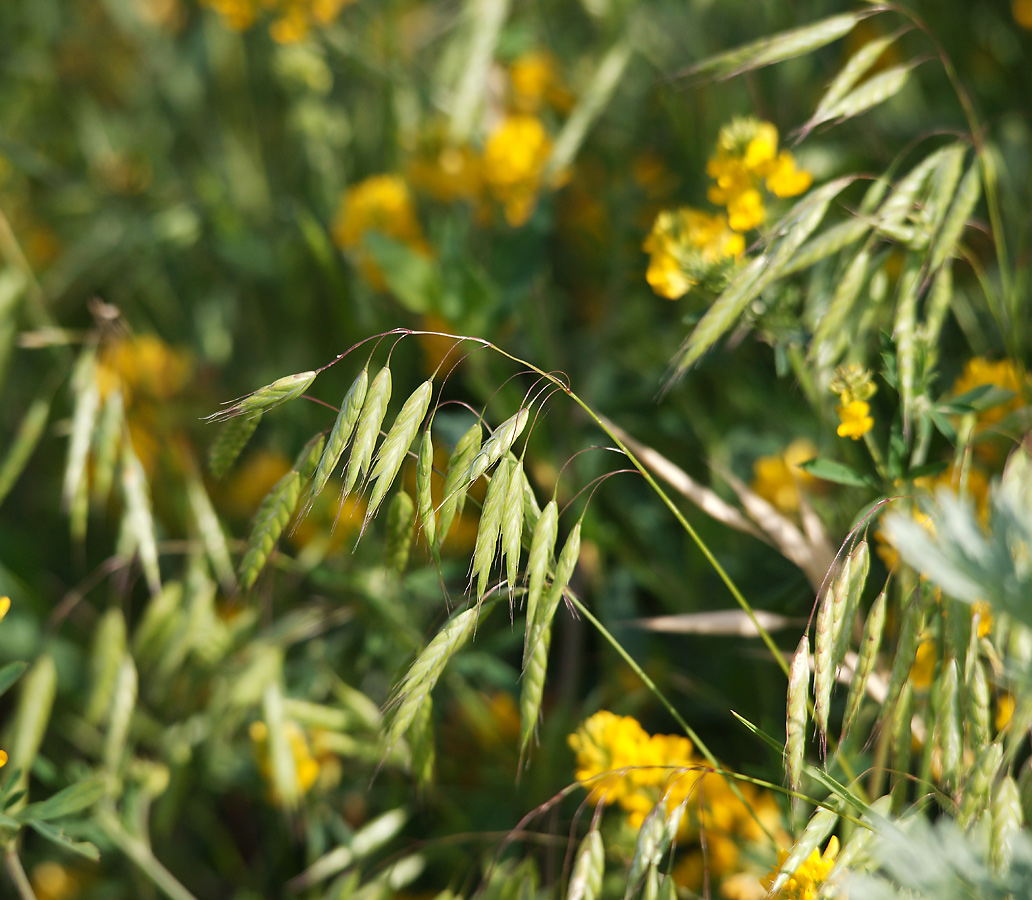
464,408,529,485
933,658,962,787
842,589,886,738
519,622,550,760
306,367,368,508
6,653,57,813
568,829,604,900
524,499,558,655
472,457,509,601
968,658,991,751
416,428,436,552
500,457,525,597
238,469,302,592
766,804,838,897
786,634,809,793
890,683,913,813
366,379,433,521
208,370,317,421
85,609,128,725
991,775,1022,872
384,490,416,574
958,741,1002,827
408,694,435,790
208,412,262,479
437,423,481,544
345,366,392,497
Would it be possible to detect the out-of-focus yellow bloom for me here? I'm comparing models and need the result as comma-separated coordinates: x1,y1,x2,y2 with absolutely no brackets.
568,710,653,806
332,174,430,290
909,638,937,691
250,720,321,803
952,357,1026,431
482,115,554,227
836,400,873,439
407,144,483,204
762,836,839,900
971,600,993,638
201,0,354,42
0,750,6,767
509,51,573,114
643,207,744,299
751,439,819,513
96,334,192,405
996,693,1015,732
707,119,811,233
1014,0,1032,28
30,862,93,900
0,596,9,621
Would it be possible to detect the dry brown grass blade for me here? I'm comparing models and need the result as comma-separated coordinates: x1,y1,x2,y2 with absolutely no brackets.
599,416,770,545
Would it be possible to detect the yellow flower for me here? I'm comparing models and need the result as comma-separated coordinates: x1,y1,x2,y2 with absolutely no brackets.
482,115,553,227
568,710,651,805
751,439,819,513
952,357,1025,431
509,51,572,113
643,208,743,299
706,118,812,233
250,719,321,803
332,174,430,289
996,693,1015,732
0,596,9,621
200,0,354,40
407,143,483,204
763,152,813,198
971,600,992,638
0,750,6,767
762,836,839,900
1014,0,1032,28
30,862,93,900
909,638,937,691
836,400,873,439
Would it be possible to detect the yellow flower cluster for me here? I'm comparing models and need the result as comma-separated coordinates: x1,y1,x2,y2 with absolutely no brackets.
481,114,555,227
569,712,785,891
407,52,570,228
751,439,820,514
829,364,876,440
332,174,431,290
250,720,322,803
761,836,839,900
952,357,1025,431
643,208,744,300
200,0,354,43
707,119,812,233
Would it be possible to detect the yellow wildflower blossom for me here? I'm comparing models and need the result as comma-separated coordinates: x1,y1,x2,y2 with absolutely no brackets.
952,357,1026,431
707,118,811,233
909,638,937,691
1014,0,1032,28
509,51,572,114
762,836,839,900
568,710,651,806
482,115,554,227
996,693,1015,732
250,720,321,803
201,0,353,42
643,207,744,299
836,400,873,439
751,439,819,513
0,596,9,621
971,600,992,638
30,862,93,900
332,174,430,290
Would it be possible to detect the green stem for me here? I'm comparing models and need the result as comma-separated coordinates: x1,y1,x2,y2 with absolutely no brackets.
97,810,199,900
4,848,37,900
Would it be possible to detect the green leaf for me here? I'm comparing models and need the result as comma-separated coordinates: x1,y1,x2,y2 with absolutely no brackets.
18,778,106,822
27,820,101,861
0,661,27,699
798,457,875,488
364,233,441,315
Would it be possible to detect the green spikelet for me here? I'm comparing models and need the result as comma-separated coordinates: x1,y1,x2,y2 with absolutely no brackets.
305,367,368,508
384,490,416,573
208,413,262,479
438,422,481,544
